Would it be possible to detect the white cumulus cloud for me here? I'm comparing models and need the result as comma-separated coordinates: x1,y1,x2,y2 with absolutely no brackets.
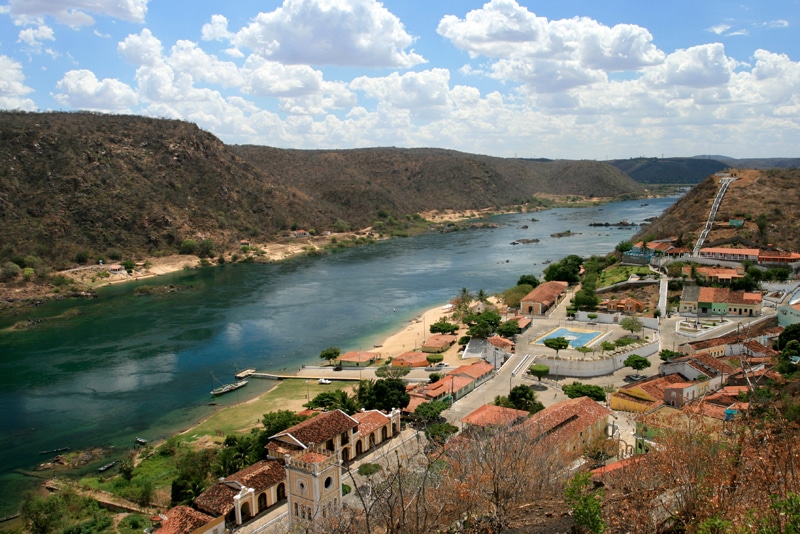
645,43,736,88
201,14,232,41
54,70,138,111
0,55,37,110
18,24,55,48
6,0,149,26
231,0,425,68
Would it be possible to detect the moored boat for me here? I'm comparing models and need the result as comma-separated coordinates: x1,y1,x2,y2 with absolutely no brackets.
39,447,69,455
97,461,118,472
211,379,248,396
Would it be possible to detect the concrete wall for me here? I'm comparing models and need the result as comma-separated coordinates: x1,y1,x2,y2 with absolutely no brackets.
574,311,659,331
538,341,659,378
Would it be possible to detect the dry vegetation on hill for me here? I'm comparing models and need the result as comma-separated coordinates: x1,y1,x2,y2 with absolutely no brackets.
0,111,643,271
634,168,800,253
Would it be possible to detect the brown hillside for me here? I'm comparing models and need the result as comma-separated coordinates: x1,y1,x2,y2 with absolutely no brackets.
634,168,800,252
0,112,644,268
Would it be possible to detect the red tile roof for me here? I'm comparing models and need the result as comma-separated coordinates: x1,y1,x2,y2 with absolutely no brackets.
269,409,358,450
156,506,215,534
461,404,529,428
521,281,569,306
297,451,329,464
522,396,610,443
338,351,379,363
352,409,389,435
447,360,494,380
422,334,458,349
195,460,285,516
392,351,428,367
487,336,515,350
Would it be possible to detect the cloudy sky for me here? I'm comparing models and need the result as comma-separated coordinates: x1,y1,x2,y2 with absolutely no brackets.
1,0,798,159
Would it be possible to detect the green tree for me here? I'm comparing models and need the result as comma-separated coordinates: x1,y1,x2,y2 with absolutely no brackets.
502,284,533,308
659,349,681,361
121,259,136,273
319,346,341,363
517,274,540,287
429,318,459,335
508,385,544,413
304,389,359,414
619,315,644,337
361,378,410,411
425,353,444,366
261,410,308,439
573,288,600,308
528,364,549,381
623,354,651,371
425,422,458,444
374,365,411,379
414,400,449,424
600,341,616,357
615,240,633,253
778,323,800,350
496,320,521,338
562,381,606,402
544,336,570,358
565,472,606,533
179,239,199,255
20,492,66,534
199,239,215,258
0,261,21,281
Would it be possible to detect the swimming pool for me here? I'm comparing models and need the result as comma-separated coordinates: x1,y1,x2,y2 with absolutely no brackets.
534,326,603,349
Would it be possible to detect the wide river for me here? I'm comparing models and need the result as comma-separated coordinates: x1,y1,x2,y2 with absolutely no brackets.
0,196,678,514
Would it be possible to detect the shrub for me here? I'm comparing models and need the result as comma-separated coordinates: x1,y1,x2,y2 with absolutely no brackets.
0,261,22,281
180,239,199,255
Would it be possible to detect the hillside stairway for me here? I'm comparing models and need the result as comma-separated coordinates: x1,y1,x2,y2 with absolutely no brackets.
692,175,737,256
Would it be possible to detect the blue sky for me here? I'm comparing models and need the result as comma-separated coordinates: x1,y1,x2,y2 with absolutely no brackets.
1,0,798,159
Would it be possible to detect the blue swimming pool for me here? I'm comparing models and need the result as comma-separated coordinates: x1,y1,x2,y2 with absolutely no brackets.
534,326,602,348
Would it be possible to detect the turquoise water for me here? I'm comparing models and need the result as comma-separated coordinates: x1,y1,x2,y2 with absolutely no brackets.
0,196,679,514
534,326,603,348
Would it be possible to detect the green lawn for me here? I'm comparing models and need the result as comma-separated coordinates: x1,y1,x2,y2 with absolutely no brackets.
597,265,655,287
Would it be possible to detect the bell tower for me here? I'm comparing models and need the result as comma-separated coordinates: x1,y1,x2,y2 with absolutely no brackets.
285,447,342,532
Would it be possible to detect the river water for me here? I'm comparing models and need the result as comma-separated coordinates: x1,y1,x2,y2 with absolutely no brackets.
0,196,678,514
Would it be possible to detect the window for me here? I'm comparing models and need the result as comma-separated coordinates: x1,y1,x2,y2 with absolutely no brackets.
324,476,333,489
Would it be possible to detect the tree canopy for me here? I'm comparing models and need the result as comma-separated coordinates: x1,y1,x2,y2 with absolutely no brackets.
528,364,550,381
543,255,583,284
496,319,521,338
430,318,459,335
543,336,570,358
623,354,651,371
508,385,544,414
562,381,606,402
360,378,410,411
319,346,341,362
619,316,644,336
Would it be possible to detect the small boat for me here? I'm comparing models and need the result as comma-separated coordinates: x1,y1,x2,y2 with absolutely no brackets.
211,379,248,396
39,447,69,455
135,437,148,446
510,241,520,245
97,461,118,472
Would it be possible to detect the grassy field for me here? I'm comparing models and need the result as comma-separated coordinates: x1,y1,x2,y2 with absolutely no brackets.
597,265,655,288
185,379,359,441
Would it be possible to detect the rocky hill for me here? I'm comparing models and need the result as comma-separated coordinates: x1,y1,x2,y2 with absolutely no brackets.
633,168,800,253
0,111,644,268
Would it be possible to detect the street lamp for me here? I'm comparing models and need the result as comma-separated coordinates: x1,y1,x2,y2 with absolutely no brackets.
305,380,310,400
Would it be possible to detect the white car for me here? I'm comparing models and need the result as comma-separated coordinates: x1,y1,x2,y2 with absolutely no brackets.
318,378,332,384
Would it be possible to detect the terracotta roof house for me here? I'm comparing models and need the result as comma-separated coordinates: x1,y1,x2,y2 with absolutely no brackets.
698,247,760,262
155,506,223,534
487,335,515,352
520,281,569,316
413,374,474,403
509,316,532,331
608,374,688,413
403,394,427,415
267,410,359,458
447,360,495,389
520,396,611,461
679,286,762,317
663,379,718,408
194,460,286,527
461,404,529,430
660,352,735,381
683,265,744,283
597,297,645,314
337,351,379,367
391,351,428,367
758,250,800,264
267,408,401,464
421,334,458,353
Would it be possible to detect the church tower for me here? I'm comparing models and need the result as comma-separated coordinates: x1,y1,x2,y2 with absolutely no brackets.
285,448,342,532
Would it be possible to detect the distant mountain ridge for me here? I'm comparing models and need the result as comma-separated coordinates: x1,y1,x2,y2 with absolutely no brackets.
609,156,799,185
0,111,643,268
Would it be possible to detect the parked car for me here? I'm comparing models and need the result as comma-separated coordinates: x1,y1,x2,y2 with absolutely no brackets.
333,365,343,371
318,378,332,384
435,362,448,367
